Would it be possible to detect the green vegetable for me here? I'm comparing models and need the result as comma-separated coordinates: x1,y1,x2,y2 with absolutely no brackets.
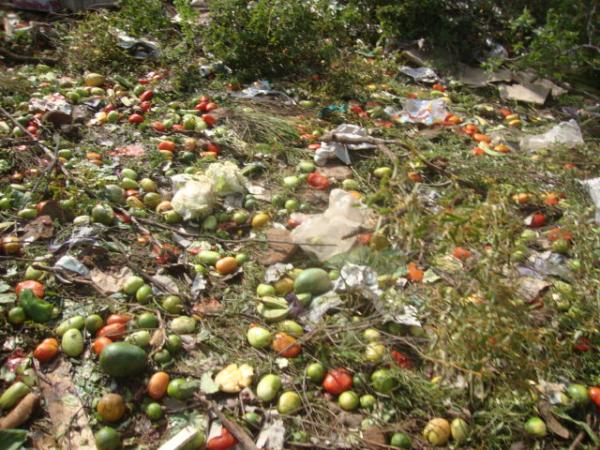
100,342,147,377
0,382,30,410
19,289,53,323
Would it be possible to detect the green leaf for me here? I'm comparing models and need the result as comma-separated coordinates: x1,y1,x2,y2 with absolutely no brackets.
200,372,219,394
0,429,28,450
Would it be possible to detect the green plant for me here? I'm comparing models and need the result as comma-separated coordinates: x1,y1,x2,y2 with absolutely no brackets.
173,0,198,47
206,0,336,81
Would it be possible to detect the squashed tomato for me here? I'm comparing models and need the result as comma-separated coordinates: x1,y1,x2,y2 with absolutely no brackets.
272,332,301,358
207,427,237,450
307,172,330,190
96,323,127,339
16,280,45,298
391,350,413,369
322,368,353,395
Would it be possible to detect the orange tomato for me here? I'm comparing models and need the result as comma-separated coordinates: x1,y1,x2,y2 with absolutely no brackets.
499,108,512,118
139,90,154,102
152,121,166,132
205,102,219,112
407,172,423,182
96,323,126,339
589,387,600,407
158,141,176,151
407,262,424,282
472,146,485,156
272,332,301,358
463,124,479,135
86,152,102,161
92,336,113,355
493,144,510,153
128,113,144,124
452,247,472,261
97,393,126,422
205,143,220,154
147,372,170,400
202,114,216,127
15,280,45,298
33,338,59,362
473,133,491,143
215,256,238,275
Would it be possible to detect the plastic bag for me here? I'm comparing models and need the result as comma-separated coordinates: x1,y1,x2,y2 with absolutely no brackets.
519,120,584,152
581,177,600,224
396,98,448,125
315,124,376,166
171,175,215,220
290,189,372,261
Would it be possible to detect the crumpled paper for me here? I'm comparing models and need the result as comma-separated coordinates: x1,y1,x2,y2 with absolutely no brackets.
315,124,376,166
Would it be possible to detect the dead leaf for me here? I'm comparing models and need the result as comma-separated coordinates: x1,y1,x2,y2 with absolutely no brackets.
37,359,95,450
22,215,54,243
498,83,550,105
192,298,223,316
362,427,387,449
256,228,298,265
538,401,570,439
90,266,134,294
319,164,352,181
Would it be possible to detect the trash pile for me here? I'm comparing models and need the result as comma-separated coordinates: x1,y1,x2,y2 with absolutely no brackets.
0,42,599,450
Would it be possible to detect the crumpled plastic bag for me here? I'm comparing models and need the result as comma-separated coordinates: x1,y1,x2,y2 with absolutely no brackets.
580,177,600,224
171,175,215,220
231,80,296,105
399,66,439,83
315,124,376,166
290,189,372,261
519,120,584,152
171,162,247,220
393,98,448,125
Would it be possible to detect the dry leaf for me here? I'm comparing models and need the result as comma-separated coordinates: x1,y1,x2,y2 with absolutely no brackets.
90,266,134,294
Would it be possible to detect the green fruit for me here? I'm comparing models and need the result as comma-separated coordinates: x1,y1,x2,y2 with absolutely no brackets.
120,178,138,190
91,204,115,225
284,199,299,212
8,307,26,325
235,253,248,264
365,342,386,362
306,363,325,383
162,295,183,314
167,378,197,400
277,320,303,338
277,391,302,414
181,430,205,450
197,250,221,265
153,349,172,364
143,192,161,209
359,394,376,409
106,111,119,123
552,238,570,254
297,161,315,173
201,215,218,231
243,411,261,426
293,268,332,296
232,210,250,224
338,391,359,411
423,418,450,446
342,179,360,190
296,293,312,307
363,328,381,342
170,316,196,335
450,417,468,444
0,382,30,410
99,342,147,377
271,194,286,208
373,167,392,178
256,374,282,402
283,175,300,189
56,315,85,336
390,432,411,448
256,284,276,297
183,114,197,130
145,402,163,421
121,169,137,180
136,284,153,304
62,329,84,357
524,417,547,437
24,264,45,281
163,210,182,224
18,208,37,220
126,330,151,347
137,312,159,329
85,314,104,333
105,184,125,203
139,178,156,192
247,327,272,348
371,369,395,394
123,276,144,295
95,426,121,450
567,383,589,405
165,334,183,354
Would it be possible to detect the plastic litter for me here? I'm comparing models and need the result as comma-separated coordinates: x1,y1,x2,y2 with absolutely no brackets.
399,66,438,83
519,120,584,152
315,124,376,166
231,80,296,105
391,98,448,125
498,82,550,105
116,31,160,59
333,263,382,300
580,177,600,224
290,189,372,261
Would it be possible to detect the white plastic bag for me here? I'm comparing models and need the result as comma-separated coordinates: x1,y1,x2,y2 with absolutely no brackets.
171,175,215,220
290,189,371,261
519,120,584,152
397,98,447,125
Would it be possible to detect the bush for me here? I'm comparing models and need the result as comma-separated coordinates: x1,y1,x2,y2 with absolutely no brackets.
205,0,336,81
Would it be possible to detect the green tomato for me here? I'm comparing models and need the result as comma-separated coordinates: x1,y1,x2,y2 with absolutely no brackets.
359,394,376,409
145,402,163,420
371,369,395,394
306,363,325,383
524,417,547,437
390,432,411,449
338,391,359,411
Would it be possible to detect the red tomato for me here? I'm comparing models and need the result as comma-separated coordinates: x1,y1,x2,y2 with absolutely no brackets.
350,105,364,114
472,146,485,156
152,121,166,132
308,143,321,151
139,90,154,102
432,83,445,92
115,211,131,224
158,141,176,151
33,338,59,362
138,79,149,85
27,125,38,134
589,387,600,407
529,213,546,228
15,280,45,298
96,323,126,339
307,172,330,190
195,102,208,112
140,101,152,112
92,336,113,355
322,368,353,395
128,113,144,124
205,102,218,112
207,428,237,450
205,143,220,154
272,332,301,358
499,108,512,118
199,95,210,103
391,350,413,369
202,114,216,127
407,262,424,282
172,124,185,132
573,337,591,352
106,314,131,325
104,104,116,113
356,233,372,245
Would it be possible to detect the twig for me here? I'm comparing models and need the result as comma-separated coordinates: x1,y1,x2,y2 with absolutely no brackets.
31,133,61,193
0,46,58,65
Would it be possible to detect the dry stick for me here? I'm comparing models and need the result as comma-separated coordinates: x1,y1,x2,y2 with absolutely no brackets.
31,133,61,193
0,46,58,65
198,397,259,450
